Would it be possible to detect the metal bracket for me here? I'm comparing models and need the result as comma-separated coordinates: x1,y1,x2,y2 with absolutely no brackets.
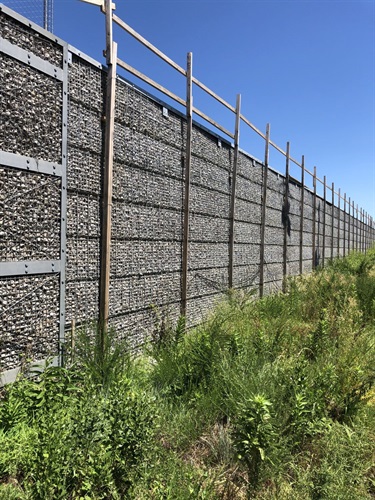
0,260,61,277
0,37,64,80
0,150,62,177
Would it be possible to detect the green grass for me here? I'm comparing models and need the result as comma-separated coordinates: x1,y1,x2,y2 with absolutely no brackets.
1,248,375,498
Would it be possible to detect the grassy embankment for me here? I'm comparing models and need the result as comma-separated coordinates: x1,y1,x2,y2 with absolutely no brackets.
0,249,374,498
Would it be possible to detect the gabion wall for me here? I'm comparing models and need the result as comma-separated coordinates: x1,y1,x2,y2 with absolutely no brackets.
1,6,374,374
0,7,63,370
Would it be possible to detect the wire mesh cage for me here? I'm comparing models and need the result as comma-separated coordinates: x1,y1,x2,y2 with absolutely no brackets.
2,0,53,32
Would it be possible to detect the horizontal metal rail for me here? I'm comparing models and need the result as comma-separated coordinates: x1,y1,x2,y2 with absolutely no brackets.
0,151,62,177
0,37,63,80
0,260,61,277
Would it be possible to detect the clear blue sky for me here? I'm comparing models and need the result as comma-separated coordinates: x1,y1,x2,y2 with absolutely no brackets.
5,0,375,219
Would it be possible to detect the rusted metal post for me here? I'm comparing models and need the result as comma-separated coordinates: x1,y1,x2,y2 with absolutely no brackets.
312,166,317,270
99,0,117,331
331,182,334,260
299,156,305,274
259,123,270,298
229,94,241,289
282,142,290,290
322,175,326,266
344,193,346,257
181,52,193,317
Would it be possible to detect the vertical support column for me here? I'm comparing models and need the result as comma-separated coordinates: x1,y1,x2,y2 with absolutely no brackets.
299,156,305,274
99,0,117,331
59,45,69,365
344,193,346,257
181,52,193,317
352,201,355,252
331,182,334,260
356,204,359,251
360,208,363,253
228,94,241,289
322,175,326,266
348,197,351,255
312,166,317,270
282,142,290,291
337,189,341,257
259,123,270,298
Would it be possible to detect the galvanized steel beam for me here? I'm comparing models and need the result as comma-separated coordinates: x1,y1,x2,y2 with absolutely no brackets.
0,151,62,177
0,260,61,277
0,37,64,80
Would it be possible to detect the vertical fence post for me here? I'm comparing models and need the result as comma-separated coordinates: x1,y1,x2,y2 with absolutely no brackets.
337,188,341,257
356,204,359,251
348,197,351,255
365,212,368,253
99,0,117,332
259,123,270,298
181,52,193,317
362,209,365,253
343,193,346,257
322,175,326,266
312,166,317,270
331,182,334,260
228,94,241,289
352,201,355,252
282,142,290,291
299,156,305,274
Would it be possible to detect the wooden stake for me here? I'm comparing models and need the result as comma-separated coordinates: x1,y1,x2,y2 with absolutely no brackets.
99,18,117,333
229,94,241,288
312,166,317,269
331,182,334,260
282,141,290,290
343,193,346,257
299,156,305,274
322,175,326,266
181,52,193,317
259,123,270,298
348,197,351,255
337,188,341,257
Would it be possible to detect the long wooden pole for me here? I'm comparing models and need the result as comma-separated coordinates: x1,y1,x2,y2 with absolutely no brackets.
337,189,341,257
259,123,270,298
99,0,117,331
322,175,326,266
229,94,241,288
312,166,317,269
344,193,346,257
282,141,290,290
356,204,359,251
348,197,351,255
352,201,355,252
299,155,305,274
181,52,193,317
331,182,334,260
